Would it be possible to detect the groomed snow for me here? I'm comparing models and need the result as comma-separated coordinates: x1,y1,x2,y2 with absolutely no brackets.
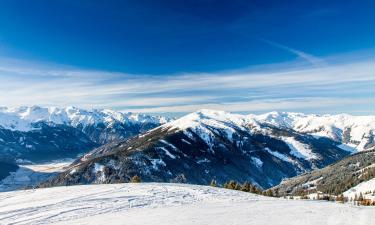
0,183,372,225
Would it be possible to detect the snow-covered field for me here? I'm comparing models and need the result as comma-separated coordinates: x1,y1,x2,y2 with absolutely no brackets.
0,159,73,192
0,183,372,225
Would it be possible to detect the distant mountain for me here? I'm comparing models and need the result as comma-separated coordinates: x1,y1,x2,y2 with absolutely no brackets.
255,112,375,152
0,106,168,163
271,150,375,198
42,109,355,189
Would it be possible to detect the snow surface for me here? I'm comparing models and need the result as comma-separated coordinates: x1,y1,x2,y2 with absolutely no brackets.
344,178,375,201
282,137,318,160
0,183,373,225
337,143,357,153
265,147,293,163
0,106,168,132
251,156,263,169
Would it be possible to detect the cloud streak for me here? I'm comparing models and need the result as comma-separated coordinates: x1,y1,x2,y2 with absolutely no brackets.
0,54,374,115
259,39,325,66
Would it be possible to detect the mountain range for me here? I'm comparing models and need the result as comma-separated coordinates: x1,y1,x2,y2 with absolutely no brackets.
2,106,375,191
41,109,375,189
0,106,168,179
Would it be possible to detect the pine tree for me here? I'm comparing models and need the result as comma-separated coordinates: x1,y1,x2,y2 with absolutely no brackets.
130,175,141,183
335,194,345,203
241,182,251,192
358,192,364,202
224,180,238,190
210,179,217,187
265,189,274,197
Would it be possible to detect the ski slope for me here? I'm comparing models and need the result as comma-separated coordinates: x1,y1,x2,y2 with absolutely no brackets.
0,183,372,225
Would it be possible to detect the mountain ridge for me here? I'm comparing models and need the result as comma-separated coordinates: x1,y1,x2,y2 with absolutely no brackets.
41,109,355,189
0,106,169,163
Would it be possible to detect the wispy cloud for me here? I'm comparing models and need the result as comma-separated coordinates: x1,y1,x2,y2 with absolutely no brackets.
0,54,374,115
259,39,325,66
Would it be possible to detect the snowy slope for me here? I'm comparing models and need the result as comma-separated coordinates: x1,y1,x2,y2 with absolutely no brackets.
165,109,375,152
254,111,375,152
163,109,260,148
344,177,375,201
0,106,167,132
0,183,372,225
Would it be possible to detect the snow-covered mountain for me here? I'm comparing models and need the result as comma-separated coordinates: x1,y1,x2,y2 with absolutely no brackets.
0,105,167,132
42,109,352,189
0,106,168,163
3,108,375,189
254,111,375,152
1,183,372,225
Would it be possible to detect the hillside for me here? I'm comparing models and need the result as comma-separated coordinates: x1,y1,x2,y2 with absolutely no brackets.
0,183,372,225
271,150,375,197
41,109,351,189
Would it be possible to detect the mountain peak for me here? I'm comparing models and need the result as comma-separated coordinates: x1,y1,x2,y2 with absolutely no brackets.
0,106,168,132
164,109,254,131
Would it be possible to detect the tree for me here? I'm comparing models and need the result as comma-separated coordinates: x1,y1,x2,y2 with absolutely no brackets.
335,194,345,203
358,193,364,202
265,189,274,197
130,175,141,183
241,182,251,192
210,179,217,187
224,180,240,190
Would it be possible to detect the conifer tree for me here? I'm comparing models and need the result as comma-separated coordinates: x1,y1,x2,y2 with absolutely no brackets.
130,175,141,183
210,179,217,187
241,182,251,192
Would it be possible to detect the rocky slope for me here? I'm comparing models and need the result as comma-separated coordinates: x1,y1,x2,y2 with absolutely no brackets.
42,110,351,189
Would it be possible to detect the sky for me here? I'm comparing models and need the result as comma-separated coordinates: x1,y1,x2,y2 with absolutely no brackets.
0,0,374,116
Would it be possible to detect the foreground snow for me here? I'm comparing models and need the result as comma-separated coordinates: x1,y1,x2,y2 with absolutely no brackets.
0,183,372,225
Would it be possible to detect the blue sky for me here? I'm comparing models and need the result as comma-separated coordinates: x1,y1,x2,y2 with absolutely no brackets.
0,0,374,115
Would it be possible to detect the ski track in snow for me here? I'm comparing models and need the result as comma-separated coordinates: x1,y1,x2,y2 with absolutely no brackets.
0,183,373,225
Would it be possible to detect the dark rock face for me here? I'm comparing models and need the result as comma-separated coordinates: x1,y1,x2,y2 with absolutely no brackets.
42,122,350,189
